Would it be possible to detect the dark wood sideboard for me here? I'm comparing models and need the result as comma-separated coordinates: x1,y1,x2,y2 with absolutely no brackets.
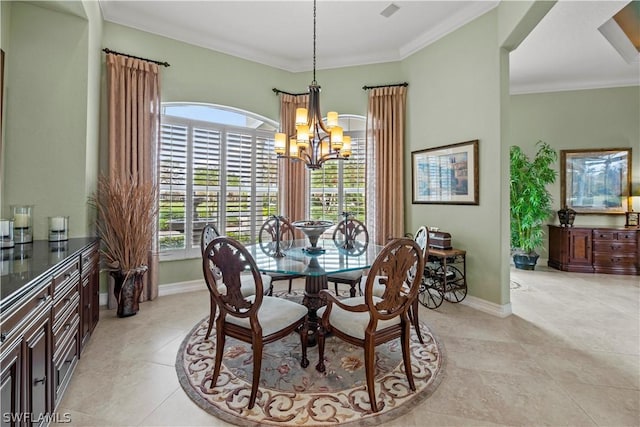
0,238,99,426
548,225,639,275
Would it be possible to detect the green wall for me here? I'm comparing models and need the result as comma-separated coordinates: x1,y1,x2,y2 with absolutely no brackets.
2,1,100,239
101,22,404,286
403,9,506,305
3,1,636,309
510,86,640,247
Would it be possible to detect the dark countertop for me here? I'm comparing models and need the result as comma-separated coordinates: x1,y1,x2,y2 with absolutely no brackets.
1,237,98,313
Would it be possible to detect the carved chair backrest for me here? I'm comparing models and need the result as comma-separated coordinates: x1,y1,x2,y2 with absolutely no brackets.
201,224,221,254
333,218,369,245
201,224,223,281
202,236,263,319
413,226,429,258
259,216,296,254
363,238,424,323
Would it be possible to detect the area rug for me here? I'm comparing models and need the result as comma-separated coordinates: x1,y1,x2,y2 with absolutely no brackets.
175,291,446,426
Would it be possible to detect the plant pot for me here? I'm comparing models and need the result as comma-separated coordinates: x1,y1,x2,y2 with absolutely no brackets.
110,266,148,317
513,253,540,270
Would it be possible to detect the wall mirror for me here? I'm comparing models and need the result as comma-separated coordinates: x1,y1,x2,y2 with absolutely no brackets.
561,148,631,214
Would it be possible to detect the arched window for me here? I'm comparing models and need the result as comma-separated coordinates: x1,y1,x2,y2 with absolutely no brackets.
159,103,278,259
309,115,366,220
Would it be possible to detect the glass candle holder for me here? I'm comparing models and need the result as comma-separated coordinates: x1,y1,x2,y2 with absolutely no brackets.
1,219,14,248
12,205,33,244
48,216,69,242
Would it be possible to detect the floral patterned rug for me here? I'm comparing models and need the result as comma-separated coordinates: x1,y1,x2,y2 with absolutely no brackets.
175,292,446,426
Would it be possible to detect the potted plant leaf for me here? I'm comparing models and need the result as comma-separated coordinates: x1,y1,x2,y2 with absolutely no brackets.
510,141,558,270
90,175,157,317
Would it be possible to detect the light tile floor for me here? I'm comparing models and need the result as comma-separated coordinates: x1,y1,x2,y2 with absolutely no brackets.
54,266,639,426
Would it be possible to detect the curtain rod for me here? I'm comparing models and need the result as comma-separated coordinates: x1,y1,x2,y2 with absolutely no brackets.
102,48,170,67
362,82,408,90
272,88,309,96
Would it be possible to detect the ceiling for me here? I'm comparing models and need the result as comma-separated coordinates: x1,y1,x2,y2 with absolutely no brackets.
98,0,639,94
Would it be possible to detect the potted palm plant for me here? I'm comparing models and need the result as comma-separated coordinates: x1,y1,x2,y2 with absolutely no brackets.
510,141,558,270
90,175,157,317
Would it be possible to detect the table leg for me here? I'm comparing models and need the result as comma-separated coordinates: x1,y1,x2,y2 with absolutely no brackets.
302,274,328,347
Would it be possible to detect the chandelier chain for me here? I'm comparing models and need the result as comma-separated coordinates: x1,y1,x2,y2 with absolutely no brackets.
312,0,317,84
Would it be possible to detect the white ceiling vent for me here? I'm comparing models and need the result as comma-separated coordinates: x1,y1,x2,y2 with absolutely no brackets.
380,3,400,18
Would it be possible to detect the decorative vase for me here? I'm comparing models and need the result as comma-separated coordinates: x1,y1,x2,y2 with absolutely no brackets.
110,266,148,317
557,207,577,227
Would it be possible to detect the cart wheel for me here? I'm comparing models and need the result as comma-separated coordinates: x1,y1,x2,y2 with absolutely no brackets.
437,265,467,303
418,276,444,309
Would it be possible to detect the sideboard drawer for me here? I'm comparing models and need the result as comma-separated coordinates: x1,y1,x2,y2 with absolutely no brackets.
593,241,637,253
593,253,637,266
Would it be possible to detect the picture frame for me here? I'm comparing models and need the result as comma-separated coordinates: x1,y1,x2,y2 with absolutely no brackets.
561,148,631,214
412,140,479,205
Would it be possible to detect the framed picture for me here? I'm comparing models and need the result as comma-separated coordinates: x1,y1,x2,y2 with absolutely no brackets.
626,211,639,227
561,148,631,214
412,140,479,205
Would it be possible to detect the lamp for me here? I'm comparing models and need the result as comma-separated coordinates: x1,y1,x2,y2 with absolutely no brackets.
274,0,351,170
625,183,640,227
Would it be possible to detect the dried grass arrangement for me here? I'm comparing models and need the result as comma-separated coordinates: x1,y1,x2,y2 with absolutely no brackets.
90,175,157,273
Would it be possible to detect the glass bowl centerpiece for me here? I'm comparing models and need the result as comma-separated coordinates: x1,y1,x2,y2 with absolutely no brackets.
292,220,333,254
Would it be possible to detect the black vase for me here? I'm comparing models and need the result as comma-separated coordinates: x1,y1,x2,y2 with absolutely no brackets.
513,253,540,270
557,207,577,227
110,266,148,317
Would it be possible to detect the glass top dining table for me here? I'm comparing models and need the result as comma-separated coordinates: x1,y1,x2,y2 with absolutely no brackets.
245,239,383,278
245,238,384,345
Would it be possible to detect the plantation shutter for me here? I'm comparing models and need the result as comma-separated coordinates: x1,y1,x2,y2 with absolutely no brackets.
191,127,221,248
159,123,188,251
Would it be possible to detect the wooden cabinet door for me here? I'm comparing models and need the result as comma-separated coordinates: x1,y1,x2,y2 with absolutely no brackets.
567,229,592,266
23,313,52,427
0,342,22,427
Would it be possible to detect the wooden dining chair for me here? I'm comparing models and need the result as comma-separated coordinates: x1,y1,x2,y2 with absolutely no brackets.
316,237,425,413
202,236,309,409
327,217,369,297
258,216,303,295
200,224,272,339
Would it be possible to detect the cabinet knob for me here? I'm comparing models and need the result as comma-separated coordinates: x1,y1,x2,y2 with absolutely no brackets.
33,376,46,386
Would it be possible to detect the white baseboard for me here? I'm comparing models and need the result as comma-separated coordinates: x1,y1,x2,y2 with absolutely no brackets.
99,279,205,306
158,279,205,296
461,295,512,318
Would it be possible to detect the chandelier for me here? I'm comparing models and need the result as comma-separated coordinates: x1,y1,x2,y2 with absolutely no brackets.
274,0,351,170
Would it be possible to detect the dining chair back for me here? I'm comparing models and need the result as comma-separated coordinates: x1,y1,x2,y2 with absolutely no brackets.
258,216,303,294
316,237,425,412
200,223,271,339
409,226,429,343
202,236,309,409
327,217,369,297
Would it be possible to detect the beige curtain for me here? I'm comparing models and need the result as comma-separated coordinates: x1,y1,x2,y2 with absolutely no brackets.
365,86,407,244
278,93,309,223
106,53,161,306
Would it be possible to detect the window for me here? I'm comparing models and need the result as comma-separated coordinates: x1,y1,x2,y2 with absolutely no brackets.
159,103,278,260
309,115,366,221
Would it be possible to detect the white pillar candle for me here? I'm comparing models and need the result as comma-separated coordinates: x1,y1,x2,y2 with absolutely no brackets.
50,216,66,231
0,220,9,236
14,213,29,228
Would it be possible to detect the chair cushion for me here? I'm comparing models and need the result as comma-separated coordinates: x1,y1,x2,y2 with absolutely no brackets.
328,270,363,283
361,275,386,297
225,295,308,337
317,296,400,340
217,274,272,297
